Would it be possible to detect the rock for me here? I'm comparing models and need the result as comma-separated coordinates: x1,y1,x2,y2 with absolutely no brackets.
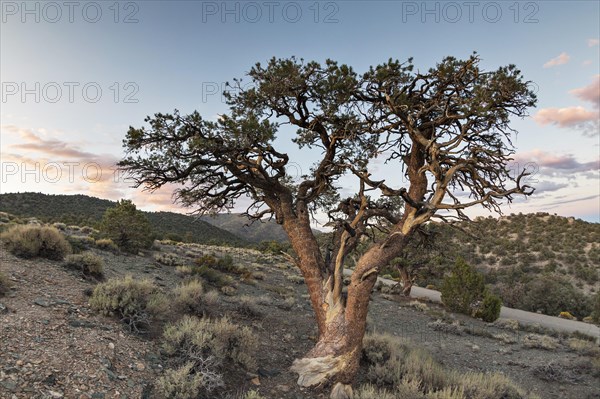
34,298,52,307
108,342,115,350
251,377,261,386
258,367,280,378
91,393,105,399
0,380,17,391
276,384,290,392
0,303,7,313
48,390,63,398
135,362,145,371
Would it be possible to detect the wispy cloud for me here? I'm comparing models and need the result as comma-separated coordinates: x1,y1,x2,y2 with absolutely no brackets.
533,106,598,128
569,74,600,108
588,38,600,47
513,149,599,173
533,75,600,135
543,52,570,68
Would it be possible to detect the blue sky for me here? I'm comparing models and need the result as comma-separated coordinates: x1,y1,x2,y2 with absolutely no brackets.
1,1,599,222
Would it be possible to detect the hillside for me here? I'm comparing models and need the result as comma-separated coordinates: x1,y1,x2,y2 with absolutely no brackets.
385,213,600,320
200,213,290,243
0,192,246,246
1,223,599,398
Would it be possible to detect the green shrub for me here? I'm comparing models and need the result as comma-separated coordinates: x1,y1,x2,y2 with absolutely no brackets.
193,265,233,288
67,235,95,253
591,292,600,323
1,225,71,260
0,271,11,296
89,276,168,332
163,315,258,371
441,258,485,315
475,293,502,322
99,199,154,253
64,251,104,277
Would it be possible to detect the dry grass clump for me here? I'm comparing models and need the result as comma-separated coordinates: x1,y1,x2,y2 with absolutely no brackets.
52,222,66,231
95,238,119,252
156,361,223,399
175,265,193,276
154,252,185,266
494,319,520,331
173,279,218,316
567,338,600,356
1,225,71,260
286,274,304,284
90,275,168,333
241,391,267,399
235,295,261,318
409,301,430,312
64,251,104,277
163,316,258,370
522,334,560,350
359,333,535,399
0,271,12,296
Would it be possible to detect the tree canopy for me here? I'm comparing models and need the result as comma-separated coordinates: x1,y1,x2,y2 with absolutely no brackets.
120,54,537,393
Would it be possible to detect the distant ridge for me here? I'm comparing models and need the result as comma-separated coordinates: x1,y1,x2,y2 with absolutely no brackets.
0,192,247,246
200,213,290,243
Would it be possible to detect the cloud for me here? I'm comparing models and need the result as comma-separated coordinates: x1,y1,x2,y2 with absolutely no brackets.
513,149,599,172
543,52,570,68
569,75,600,108
533,106,599,128
588,38,600,47
532,180,569,194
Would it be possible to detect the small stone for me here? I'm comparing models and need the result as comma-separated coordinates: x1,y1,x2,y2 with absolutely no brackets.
0,303,7,313
472,344,480,352
276,384,290,392
251,377,261,386
91,393,105,399
48,390,63,398
34,298,52,307
135,362,145,371
0,380,17,391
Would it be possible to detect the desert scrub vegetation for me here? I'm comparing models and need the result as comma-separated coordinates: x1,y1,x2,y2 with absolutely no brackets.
0,271,11,296
521,334,560,350
95,238,118,252
173,279,218,316
162,315,258,371
1,224,71,260
89,275,168,333
158,315,258,397
99,199,154,253
64,251,104,277
154,252,185,266
360,333,536,398
441,258,502,322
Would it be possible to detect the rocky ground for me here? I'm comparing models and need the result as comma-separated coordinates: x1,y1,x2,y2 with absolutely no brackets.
1,236,599,399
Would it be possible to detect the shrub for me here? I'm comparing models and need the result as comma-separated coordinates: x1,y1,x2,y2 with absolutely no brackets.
95,238,118,252
175,265,193,276
235,295,261,318
163,315,258,371
1,225,71,260
475,293,502,322
591,291,600,323
156,362,223,399
522,334,559,350
441,258,501,321
193,265,233,288
0,271,11,296
52,222,66,231
99,199,154,253
360,333,533,398
89,276,168,332
154,252,184,266
558,311,575,320
441,258,485,315
173,279,217,315
242,391,267,399
517,276,591,319
64,252,104,277
67,235,95,253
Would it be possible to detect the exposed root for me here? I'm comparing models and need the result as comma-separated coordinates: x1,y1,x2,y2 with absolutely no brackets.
330,382,353,399
290,355,345,387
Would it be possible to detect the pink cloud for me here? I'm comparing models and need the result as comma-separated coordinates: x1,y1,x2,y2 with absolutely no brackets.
543,52,570,68
533,106,599,127
588,38,600,47
569,75,600,108
513,149,599,173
